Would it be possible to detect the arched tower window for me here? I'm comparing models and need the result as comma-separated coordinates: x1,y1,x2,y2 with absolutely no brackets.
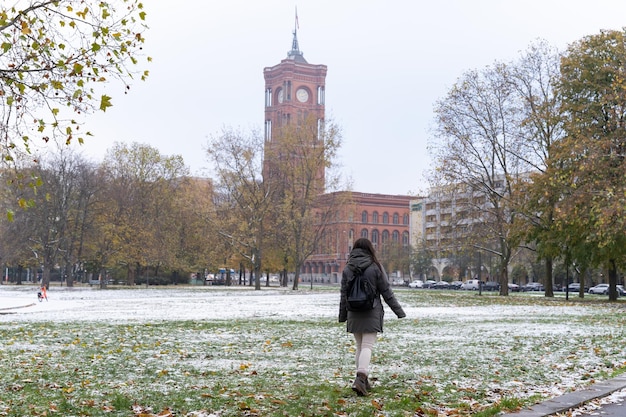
361,211,368,223
383,212,389,224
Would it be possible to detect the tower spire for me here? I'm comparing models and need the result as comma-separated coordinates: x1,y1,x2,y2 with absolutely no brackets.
287,6,307,63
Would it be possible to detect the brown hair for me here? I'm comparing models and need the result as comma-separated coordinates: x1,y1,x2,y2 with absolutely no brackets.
353,238,383,271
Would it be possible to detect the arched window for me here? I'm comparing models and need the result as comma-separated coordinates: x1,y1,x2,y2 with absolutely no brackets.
403,214,409,225
382,230,389,243
361,229,368,239
383,212,389,224
361,211,368,223
372,229,379,245
393,213,399,225
372,211,379,223
392,230,399,243
402,231,409,246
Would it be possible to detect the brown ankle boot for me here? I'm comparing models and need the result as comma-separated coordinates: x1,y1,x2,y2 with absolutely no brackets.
351,372,368,396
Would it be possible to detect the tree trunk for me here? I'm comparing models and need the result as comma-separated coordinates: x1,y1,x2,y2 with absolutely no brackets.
42,266,51,289
254,266,261,290
16,265,23,285
608,259,619,301
498,240,510,296
65,261,74,288
253,247,261,290
127,265,134,286
577,268,587,298
292,266,300,290
544,256,554,297
499,262,509,296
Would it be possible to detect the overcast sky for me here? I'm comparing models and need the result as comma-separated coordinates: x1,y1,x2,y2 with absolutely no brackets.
81,0,626,196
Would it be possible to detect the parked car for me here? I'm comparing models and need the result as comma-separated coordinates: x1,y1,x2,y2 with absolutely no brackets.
483,281,500,291
508,283,520,292
423,280,437,289
392,278,407,286
449,281,463,290
522,282,544,292
588,283,625,296
432,281,450,290
408,280,424,289
588,283,610,295
460,279,481,290
565,282,588,292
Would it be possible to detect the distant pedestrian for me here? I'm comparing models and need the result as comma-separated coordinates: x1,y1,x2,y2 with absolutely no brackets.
338,238,406,396
37,285,47,302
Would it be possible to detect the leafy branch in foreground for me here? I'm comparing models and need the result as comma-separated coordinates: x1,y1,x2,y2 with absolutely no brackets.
0,1,150,161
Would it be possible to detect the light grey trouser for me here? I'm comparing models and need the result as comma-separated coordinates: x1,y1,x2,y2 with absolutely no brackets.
353,332,377,375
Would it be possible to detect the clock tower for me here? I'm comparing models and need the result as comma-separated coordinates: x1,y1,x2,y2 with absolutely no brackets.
263,23,327,190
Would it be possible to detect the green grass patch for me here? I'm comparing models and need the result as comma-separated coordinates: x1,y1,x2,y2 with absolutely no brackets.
1,289,625,416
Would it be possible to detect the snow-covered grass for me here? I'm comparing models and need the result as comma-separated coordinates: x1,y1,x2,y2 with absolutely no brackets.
0,284,625,416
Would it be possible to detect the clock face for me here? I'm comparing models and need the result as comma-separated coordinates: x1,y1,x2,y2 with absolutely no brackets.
296,88,309,103
277,89,284,103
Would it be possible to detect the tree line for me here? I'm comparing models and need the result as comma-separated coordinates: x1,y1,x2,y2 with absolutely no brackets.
0,143,211,287
430,30,626,300
0,116,345,290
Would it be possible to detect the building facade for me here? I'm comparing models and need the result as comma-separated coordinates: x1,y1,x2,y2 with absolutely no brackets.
410,183,496,280
304,192,412,284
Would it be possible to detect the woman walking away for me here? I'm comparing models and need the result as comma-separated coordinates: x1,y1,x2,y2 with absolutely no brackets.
338,238,406,396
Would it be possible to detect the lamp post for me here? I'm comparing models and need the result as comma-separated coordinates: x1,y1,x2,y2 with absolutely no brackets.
478,251,483,295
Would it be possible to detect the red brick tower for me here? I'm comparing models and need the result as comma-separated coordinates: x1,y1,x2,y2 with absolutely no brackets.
263,21,327,190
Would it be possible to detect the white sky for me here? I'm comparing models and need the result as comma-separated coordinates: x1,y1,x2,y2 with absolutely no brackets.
78,0,626,196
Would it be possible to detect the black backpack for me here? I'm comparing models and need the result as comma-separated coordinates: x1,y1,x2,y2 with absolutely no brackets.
346,270,376,311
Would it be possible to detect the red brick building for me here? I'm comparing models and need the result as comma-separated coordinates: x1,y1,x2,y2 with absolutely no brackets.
304,192,412,283
263,24,413,283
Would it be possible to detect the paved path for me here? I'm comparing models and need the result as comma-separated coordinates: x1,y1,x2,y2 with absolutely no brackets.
504,375,626,417
577,387,626,416
0,296,37,313
579,400,625,416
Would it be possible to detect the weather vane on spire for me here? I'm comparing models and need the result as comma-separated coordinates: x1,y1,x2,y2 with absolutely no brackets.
288,5,306,62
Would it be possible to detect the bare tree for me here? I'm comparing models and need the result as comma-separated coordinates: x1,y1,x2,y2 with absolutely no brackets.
509,40,565,297
206,128,274,290
431,62,528,295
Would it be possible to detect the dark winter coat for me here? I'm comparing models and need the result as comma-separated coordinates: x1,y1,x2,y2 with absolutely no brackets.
338,248,406,333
